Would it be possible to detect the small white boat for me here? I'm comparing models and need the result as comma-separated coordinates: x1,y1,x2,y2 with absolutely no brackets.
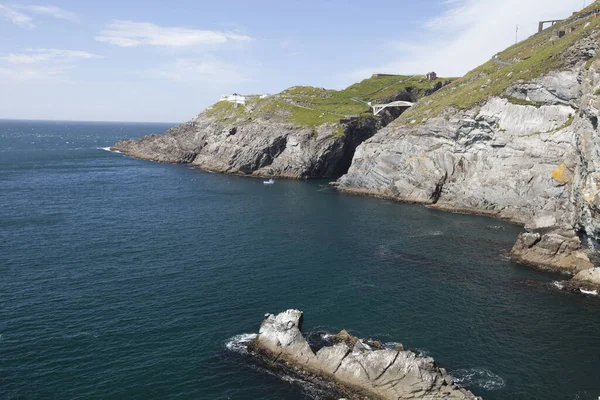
263,179,275,185
580,288,598,296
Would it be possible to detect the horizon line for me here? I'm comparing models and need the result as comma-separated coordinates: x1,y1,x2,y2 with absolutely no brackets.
0,117,182,125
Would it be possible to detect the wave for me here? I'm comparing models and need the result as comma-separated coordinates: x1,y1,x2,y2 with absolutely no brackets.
410,230,443,238
451,367,506,391
225,333,257,354
413,348,431,357
99,147,122,154
226,332,333,399
552,281,565,290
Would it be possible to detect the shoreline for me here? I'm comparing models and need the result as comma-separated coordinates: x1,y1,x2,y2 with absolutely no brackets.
335,185,594,281
113,149,596,294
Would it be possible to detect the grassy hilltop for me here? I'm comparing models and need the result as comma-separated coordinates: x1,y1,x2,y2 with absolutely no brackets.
397,2,600,125
203,74,451,130
204,2,600,131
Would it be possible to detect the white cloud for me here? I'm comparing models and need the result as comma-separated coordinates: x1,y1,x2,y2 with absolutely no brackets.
0,48,101,64
0,65,66,81
344,0,585,80
22,5,79,22
150,58,250,84
95,20,253,48
0,48,102,82
0,4,78,28
0,4,34,28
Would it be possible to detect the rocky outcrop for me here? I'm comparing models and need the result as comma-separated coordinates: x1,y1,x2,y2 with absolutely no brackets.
114,88,442,179
247,309,480,400
113,115,394,179
337,50,600,276
563,267,600,292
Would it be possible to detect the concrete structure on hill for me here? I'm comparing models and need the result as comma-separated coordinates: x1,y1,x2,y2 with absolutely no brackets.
538,19,563,33
219,93,271,107
219,94,247,107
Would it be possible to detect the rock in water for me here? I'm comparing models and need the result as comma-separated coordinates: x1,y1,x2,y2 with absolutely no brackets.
247,310,481,400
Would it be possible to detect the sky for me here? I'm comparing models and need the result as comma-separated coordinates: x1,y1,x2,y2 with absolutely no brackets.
0,0,589,122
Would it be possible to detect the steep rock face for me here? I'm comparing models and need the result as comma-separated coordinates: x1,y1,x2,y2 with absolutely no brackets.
112,75,450,179
338,64,600,274
249,310,479,400
113,110,400,179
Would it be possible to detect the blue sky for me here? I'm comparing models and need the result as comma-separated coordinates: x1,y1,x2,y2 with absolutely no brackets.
0,0,587,122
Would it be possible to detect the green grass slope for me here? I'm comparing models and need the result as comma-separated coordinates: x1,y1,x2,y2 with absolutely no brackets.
396,1,600,125
203,74,452,130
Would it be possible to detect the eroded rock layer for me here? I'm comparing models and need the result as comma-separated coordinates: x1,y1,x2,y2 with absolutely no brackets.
247,309,480,400
338,44,600,279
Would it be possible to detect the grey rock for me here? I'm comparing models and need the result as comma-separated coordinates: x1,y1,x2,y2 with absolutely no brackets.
338,57,600,274
112,105,402,179
251,310,480,400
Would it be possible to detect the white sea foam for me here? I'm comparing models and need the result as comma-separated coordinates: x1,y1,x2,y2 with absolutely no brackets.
580,288,598,296
452,367,506,391
99,147,122,154
553,281,565,290
410,230,443,238
225,333,257,353
413,348,431,357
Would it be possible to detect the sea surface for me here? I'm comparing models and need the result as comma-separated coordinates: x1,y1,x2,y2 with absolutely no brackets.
2,120,600,400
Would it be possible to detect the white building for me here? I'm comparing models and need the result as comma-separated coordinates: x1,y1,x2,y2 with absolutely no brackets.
219,93,247,106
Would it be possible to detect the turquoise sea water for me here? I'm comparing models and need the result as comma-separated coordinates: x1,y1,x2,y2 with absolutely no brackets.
2,120,600,400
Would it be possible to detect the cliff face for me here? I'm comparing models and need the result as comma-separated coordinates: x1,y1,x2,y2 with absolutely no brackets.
113,110,399,179
113,76,447,179
338,14,600,276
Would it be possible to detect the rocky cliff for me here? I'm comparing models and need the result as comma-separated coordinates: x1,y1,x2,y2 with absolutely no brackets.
113,76,448,179
246,309,480,400
337,6,600,280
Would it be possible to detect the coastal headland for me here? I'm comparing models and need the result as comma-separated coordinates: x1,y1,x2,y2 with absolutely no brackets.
113,4,600,291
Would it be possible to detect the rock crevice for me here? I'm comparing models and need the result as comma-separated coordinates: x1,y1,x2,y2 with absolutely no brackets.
246,309,480,400
337,56,600,279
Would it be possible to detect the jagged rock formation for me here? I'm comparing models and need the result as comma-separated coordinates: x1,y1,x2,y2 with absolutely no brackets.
337,9,600,281
113,77,447,179
113,113,396,179
247,310,480,400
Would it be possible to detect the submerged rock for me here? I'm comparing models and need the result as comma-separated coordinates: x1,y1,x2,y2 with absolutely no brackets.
247,309,481,400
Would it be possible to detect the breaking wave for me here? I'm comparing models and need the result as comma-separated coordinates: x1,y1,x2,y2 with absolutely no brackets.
224,333,257,354
552,281,565,290
452,367,506,391
99,147,121,153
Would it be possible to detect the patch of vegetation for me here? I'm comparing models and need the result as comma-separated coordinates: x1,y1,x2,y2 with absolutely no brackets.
204,101,247,122
553,114,575,132
585,50,600,69
503,96,543,108
333,125,345,138
395,5,600,126
202,74,454,129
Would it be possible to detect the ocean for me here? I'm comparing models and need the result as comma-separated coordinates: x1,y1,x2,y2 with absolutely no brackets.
2,120,600,399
